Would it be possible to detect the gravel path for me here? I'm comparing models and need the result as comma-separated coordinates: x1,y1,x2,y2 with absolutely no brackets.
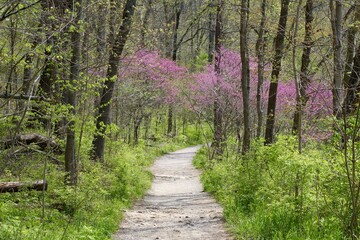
112,146,232,240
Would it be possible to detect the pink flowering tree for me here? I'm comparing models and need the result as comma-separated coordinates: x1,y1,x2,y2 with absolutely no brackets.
190,47,333,142
275,80,333,141
189,48,259,141
119,49,187,104
115,49,188,143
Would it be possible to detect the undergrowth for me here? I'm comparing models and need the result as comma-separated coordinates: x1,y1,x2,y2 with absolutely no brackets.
194,135,347,240
0,128,201,240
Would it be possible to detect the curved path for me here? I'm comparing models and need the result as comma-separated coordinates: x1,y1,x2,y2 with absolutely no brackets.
112,146,232,240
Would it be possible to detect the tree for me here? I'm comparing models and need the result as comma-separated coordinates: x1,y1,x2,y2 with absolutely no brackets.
117,49,186,145
330,0,343,117
167,0,184,136
264,0,291,145
208,0,216,63
34,0,76,131
92,0,137,162
344,3,360,113
64,0,82,185
212,0,224,157
255,0,267,138
292,0,314,135
240,0,250,154
0,0,40,22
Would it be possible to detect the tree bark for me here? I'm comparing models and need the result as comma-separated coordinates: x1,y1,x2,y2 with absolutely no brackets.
330,0,343,117
292,0,304,156
92,0,137,162
344,44,360,113
167,106,173,135
134,117,142,145
172,0,183,62
212,0,224,157
344,3,360,113
167,0,183,136
0,180,47,193
64,0,82,185
343,3,360,89
36,0,69,130
21,32,39,112
264,0,290,144
240,0,250,154
95,1,108,55
293,0,314,134
208,0,216,63
255,0,267,138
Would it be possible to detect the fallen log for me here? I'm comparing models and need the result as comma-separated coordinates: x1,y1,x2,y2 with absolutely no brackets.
1,133,62,153
0,180,47,193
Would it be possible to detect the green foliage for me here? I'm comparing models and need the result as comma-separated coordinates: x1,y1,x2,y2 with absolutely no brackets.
180,123,211,145
0,135,190,239
192,51,209,71
195,135,347,239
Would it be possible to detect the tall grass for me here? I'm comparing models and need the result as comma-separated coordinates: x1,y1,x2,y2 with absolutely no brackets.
194,136,347,239
0,131,200,240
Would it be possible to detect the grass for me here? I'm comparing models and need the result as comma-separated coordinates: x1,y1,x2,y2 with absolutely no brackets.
194,136,346,240
0,136,192,240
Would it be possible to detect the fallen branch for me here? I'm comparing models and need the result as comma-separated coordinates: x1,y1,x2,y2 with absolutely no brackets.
1,133,62,153
0,180,47,193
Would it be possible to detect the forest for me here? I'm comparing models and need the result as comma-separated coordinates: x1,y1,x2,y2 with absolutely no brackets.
0,0,360,239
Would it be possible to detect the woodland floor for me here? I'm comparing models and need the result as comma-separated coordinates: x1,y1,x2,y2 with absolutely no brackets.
112,146,232,240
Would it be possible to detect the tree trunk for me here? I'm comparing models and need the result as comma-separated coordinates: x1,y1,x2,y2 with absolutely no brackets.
212,0,224,157
293,0,314,134
208,0,216,63
166,0,183,136
22,53,33,97
255,0,267,138
344,44,360,112
167,106,173,135
36,0,69,130
19,33,38,114
292,0,304,156
264,0,290,144
36,34,55,129
64,0,82,185
240,0,250,154
344,4,360,113
134,117,142,145
96,1,108,55
167,1,183,136
343,3,360,90
330,0,343,117
0,180,47,193
162,0,173,58
92,0,137,162
172,0,183,62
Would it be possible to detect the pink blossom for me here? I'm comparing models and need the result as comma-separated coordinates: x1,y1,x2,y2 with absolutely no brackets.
190,47,333,141
119,49,188,105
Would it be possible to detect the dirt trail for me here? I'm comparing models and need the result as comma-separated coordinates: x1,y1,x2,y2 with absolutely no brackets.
112,146,232,240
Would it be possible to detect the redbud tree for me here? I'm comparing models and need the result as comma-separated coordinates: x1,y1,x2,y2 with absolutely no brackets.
189,48,332,142
115,49,188,142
